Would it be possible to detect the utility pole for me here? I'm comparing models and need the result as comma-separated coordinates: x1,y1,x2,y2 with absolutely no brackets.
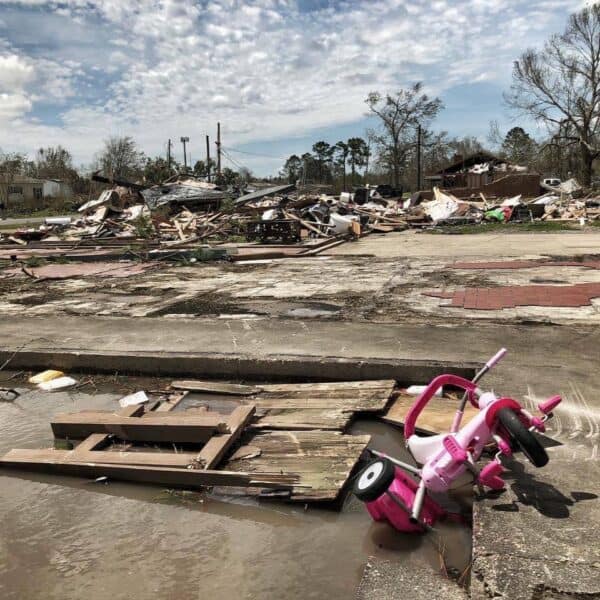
180,136,189,172
167,139,172,172
216,122,222,177
206,135,211,182
416,124,422,191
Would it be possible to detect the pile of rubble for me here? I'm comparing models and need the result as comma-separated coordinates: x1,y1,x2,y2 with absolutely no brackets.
409,180,600,226
2,175,598,250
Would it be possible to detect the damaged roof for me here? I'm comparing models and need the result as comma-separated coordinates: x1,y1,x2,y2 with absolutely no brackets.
234,183,296,206
142,180,229,209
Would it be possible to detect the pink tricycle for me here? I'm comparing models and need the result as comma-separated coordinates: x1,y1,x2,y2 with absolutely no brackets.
353,348,561,532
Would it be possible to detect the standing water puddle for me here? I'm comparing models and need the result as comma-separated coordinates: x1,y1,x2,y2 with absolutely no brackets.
0,385,472,599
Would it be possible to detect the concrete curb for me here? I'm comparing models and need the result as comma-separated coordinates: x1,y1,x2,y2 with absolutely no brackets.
0,348,478,382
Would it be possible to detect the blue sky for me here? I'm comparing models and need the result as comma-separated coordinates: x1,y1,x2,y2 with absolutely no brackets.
0,0,588,176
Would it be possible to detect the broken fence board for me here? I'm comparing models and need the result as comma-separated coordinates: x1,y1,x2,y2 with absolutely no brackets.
74,433,112,453
4,448,197,468
259,380,396,393
0,454,298,489
225,430,370,501
171,381,261,396
154,391,188,412
196,405,256,469
51,412,228,443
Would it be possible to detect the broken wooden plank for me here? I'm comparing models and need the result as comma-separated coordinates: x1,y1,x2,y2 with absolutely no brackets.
72,404,150,455
282,210,330,238
248,380,395,431
381,392,479,435
196,405,255,469
74,433,112,453
259,380,396,393
225,430,370,501
5,448,197,468
154,391,188,412
171,381,261,396
0,452,298,489
51,411,229,443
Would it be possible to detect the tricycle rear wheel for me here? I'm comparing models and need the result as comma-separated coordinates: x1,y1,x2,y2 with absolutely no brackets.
353,458,396,502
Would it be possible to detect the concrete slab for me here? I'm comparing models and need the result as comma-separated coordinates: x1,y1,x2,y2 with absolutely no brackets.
329,231,600,258
0,315,598,382
356,559,467,600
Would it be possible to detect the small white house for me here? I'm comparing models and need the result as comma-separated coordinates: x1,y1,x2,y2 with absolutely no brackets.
43,179,73,199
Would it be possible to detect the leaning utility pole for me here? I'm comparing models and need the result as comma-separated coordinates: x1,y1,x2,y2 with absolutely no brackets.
180,136,189,172
216,122,222,177
206,135,211,182
167,139,172,172
416,124,422,191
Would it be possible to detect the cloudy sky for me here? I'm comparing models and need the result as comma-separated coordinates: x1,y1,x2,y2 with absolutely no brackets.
0,0,588,175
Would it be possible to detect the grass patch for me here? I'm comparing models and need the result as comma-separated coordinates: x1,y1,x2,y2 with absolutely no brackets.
131,215,154,239
426,221,582,234
2,207,76,219
24,255,45,268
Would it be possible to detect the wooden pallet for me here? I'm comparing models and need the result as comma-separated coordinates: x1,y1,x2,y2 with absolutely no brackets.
0,398,295,490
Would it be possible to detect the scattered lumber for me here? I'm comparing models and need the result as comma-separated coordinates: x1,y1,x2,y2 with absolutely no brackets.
51,410,229,442
195,405,255,469
171,380,261,396
0,453,298,490
225,430,371,501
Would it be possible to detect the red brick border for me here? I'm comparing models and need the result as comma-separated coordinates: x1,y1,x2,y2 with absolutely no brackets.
425,283,600,310
449,260,600,270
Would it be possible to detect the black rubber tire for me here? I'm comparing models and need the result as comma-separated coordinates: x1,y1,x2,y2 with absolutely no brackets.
497,408,548,468
353,458,396,502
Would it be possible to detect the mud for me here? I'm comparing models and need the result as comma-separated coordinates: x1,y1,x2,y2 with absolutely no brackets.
0,382,472,600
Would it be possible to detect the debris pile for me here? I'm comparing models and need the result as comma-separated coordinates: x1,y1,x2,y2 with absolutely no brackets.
2,174,599,252
409,182,600,226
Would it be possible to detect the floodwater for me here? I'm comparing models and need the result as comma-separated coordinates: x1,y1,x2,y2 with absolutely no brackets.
0,383,472,600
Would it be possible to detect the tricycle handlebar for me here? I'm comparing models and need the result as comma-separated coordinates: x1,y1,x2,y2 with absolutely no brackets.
485,348,507,371
404,374,479,439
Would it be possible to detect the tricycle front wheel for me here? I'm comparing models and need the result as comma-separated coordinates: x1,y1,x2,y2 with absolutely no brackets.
498,408,548,468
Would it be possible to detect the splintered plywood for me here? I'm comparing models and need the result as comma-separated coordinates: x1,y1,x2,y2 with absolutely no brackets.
224,430,371,501
249,380,396,431
381,392,479,435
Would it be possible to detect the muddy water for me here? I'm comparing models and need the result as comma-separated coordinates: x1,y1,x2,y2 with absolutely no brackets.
0,386,471,600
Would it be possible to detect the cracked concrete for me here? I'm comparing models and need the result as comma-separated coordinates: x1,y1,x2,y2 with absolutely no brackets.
1,229,599,599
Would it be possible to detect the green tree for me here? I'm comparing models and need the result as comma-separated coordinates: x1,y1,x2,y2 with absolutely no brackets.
300,152,318,183
311,141,334,182
334,142,349,191
193,158,216,179
33,146,78,182
501,127,538,165
144,156,176,184
98,136,144,180
216,167,238,186
281,154,302,183
347,137,369,185
505,3,600,185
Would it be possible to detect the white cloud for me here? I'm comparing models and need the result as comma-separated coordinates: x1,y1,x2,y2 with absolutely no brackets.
0,54,34,91
0,0,588,173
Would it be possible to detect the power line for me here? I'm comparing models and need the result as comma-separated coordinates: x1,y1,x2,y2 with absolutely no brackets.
221,148,246,171
223,146,287,160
